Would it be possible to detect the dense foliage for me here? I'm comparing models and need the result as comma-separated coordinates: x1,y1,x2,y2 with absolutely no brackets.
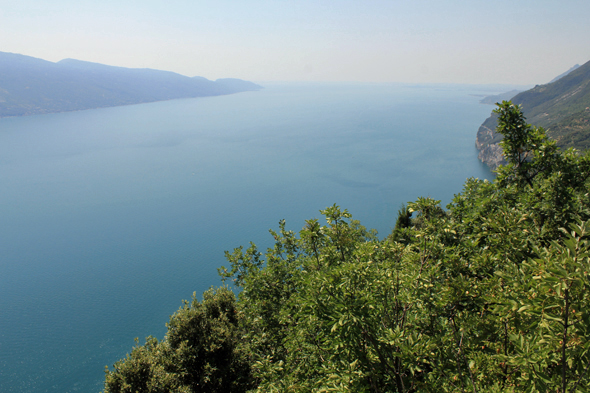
104,102,590,392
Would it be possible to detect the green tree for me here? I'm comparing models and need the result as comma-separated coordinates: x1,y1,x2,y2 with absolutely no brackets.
103,287,254,393
495,101,590,236
494,100,559,188
390,204,412,243
494,221,590,392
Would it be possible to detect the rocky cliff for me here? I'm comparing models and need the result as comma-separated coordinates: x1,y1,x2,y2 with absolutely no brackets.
475,115,506,169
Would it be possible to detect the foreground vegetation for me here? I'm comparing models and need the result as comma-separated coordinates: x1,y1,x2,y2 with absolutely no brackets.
104,102,590,392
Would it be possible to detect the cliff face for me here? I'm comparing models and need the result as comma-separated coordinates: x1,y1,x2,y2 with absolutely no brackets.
476,60,590,169
475,117,505,170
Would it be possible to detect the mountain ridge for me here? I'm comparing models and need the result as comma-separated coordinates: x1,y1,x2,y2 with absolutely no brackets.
0,52,262,118
549,64,581,83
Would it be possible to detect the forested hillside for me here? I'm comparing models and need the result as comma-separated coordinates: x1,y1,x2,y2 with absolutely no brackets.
476,60,590,169
0,52,262,118
103,103,590,392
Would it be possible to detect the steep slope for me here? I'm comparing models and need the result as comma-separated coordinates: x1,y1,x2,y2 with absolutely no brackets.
0,52,262,117
476,60,590,169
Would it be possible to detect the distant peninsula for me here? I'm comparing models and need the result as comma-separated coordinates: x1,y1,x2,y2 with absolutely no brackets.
479,89,522,105
0,52,262,118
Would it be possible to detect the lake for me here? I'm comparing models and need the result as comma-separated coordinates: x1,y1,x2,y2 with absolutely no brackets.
0,82,497,392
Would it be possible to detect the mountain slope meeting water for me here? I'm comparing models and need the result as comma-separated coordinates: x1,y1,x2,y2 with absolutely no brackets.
0,82,495,392
476,59,590,168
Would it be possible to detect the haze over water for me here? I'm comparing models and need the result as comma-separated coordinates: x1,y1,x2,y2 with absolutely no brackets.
0,82,495,392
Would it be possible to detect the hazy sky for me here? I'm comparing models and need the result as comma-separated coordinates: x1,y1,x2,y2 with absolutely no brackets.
1,0,588,84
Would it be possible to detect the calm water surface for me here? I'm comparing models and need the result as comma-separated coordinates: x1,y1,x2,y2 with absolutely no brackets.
0,82,496,392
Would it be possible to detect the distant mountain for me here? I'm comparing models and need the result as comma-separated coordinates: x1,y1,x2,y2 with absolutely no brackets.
476,61,590,169
479,89,522,105
0,52,262,118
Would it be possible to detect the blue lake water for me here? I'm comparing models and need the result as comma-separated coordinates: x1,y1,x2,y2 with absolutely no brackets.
0,82,497,392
